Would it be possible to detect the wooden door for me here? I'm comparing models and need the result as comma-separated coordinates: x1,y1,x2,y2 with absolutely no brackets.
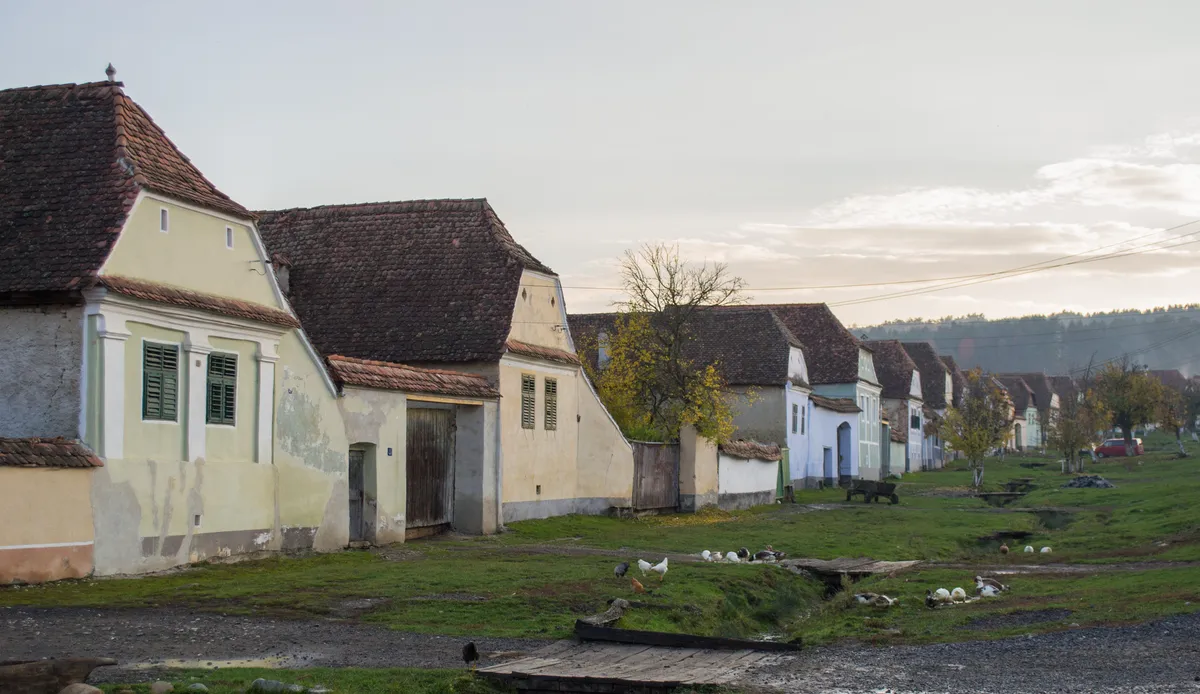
632,442,679,511
837,423,852,485
348,450,365,542
406,408,455,532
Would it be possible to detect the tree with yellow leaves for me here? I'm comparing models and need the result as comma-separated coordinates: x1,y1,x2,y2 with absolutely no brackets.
940,369,1014,488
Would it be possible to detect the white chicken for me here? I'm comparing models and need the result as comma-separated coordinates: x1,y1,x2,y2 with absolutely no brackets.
724,551,740,563
1024,545,1035,553
701,550,712,562
951,587,967,603
651,557,668,581
637,559,652,576
1040,546,1052,553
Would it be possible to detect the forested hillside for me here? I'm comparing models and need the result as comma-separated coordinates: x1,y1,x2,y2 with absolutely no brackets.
858,305,1200,376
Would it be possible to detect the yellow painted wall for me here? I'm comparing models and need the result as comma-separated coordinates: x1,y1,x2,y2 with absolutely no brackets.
338,387,407,544
506,271,572,352
205,336,259,464
575,375,633,503
0,467,94,546
498,361,579,504
101,196,281,307
123,322,188,463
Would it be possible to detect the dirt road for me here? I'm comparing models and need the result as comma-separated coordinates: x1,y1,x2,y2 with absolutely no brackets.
3,606,1199,692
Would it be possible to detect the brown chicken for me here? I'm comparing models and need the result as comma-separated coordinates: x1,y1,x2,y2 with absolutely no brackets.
631,578,646,594
1000,543,1010,554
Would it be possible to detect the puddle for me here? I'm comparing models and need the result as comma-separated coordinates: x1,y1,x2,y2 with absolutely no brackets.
1033,509,1075,530
126,657,286,670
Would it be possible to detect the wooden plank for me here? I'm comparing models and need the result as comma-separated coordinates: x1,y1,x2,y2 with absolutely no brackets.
711,651,780,683
677,649,757,684
574,622,802,652
562,644,654,679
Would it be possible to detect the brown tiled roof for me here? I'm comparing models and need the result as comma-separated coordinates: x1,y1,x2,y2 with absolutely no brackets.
505,339,580,366
0,437,103,468
326,355,499,399
257,200,553,365
941,355,966,408
0,80,251,297
901,342,950,409
763,304,868,385
97,275,299,328
890,426,907,443
810,394,861,414
864,340,919,400
996,376,1034,411
719,439,783,462
998,372,1056,411
1048,375,1078,403
1148,369,1189,393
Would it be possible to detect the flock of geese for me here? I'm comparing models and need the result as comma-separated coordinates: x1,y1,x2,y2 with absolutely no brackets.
854,575,1012,609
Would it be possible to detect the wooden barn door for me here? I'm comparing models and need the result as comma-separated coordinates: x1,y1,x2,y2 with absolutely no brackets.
406,407,455,538
348,450,366,542
631,442,679,511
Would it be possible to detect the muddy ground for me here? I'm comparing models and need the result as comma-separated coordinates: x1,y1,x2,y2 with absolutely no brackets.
4,606,1200,692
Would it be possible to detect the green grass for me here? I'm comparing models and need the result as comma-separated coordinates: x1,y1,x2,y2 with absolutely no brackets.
3,431,1198,647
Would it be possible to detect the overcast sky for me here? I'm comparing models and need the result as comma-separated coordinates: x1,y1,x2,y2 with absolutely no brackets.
4,1,1200,325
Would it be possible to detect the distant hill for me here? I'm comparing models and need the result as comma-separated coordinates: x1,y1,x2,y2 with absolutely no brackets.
856,305,1200,377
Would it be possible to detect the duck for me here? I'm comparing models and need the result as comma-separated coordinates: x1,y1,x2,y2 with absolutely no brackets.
869,594,898,607
737,547,750,560
925,588,953,608
975,576,1008,593
701,550,712,562
765,544,786,560
979,584,1001,597
753,550,776,562
651,557,668,581
1040,546,1052,554
637,559,652,576
854,592,880,604
999,543,1010,554
724,551,740,563
1024,545,1035,553
951,587,967,603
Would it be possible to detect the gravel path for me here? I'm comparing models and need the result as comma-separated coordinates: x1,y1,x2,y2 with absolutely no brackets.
4,606,1200,692
0,606,544,682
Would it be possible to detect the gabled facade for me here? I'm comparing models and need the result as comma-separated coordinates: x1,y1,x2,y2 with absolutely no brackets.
901,342,952,469
766,304,883,484
257,200,633,524
996,375,1038,449
998,372,1059,449
865,340,923,474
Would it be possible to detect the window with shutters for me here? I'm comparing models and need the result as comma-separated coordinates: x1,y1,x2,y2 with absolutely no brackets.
520,374,536,429
142,343,179,421
801,405,806,434
206,353,238,425
791,403,798,434
544,378,558,430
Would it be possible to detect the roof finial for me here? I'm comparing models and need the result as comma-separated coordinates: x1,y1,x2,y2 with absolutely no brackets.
105,63,116,82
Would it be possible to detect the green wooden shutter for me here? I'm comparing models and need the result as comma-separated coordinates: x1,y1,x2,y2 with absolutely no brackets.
544,378,558,431
206,353,238,425
521,374,536,429
142,343,179,421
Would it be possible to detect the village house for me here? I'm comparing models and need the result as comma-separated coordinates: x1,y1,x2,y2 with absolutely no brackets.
941,355,966,409
901,342,952,470
0,77,506,583
864,340,923,474
996,375,1038,450
767,304,882,485
998,373,1059,448
1048,375,1078,406
256,200,633,525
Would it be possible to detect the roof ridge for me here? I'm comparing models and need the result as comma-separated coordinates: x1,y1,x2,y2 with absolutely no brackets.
326,354,491,379
0,80,123,96
256,198,489,216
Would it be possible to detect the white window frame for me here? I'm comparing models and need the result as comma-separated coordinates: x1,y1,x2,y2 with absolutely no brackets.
225,226,235,250
159,207,170,233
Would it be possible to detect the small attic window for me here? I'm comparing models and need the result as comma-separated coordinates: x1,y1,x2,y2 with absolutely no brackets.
550,296,556,306
159,208,169,233
521,288,527,300
225,226,234,249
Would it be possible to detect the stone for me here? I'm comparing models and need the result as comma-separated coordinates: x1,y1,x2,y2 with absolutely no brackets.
151,683,175,694
186,685,210,692
1061,475,1115,489
248,679,295,693
59,685,103,694
306,688,331,694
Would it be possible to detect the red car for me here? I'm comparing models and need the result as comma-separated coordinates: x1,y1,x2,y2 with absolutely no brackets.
1094,438,1143,457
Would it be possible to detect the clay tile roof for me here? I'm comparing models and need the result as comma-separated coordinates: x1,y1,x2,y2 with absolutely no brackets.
998,372,1056,411
996,375,1034,411
506,339,580,366
760,304,867,385
256,200,553,365
326,355,499,399
0,80,251,297
98,275,299,328
0,437,103,468
941,355,966,408
719,439,783,462
810,394,861,414
1148,369,1189,392
901,342,950,409
864,340,919,400
1048,375,1078,403
890,427,907,443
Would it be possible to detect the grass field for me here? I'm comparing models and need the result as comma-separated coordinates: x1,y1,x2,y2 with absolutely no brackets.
3,432,1198,648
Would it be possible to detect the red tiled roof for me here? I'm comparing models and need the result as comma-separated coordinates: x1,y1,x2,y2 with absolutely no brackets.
901,342,950,409
864,340,920,401
505,338,581,366
1048,375,1077,403
762,304,867,385
0,437,103,468
98,275,299,328
719,439,783,462
326,355,499,399
997,372,1056,411
996,375,1034,411
0,80,251,297
810,394,861,414
1148,369,1189,393
256,200,554,365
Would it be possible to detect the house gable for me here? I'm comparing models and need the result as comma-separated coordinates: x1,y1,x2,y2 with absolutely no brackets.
910,372,922,399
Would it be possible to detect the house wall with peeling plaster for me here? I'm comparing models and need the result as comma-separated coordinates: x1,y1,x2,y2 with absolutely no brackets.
337,386,406,545
0,306,83,439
